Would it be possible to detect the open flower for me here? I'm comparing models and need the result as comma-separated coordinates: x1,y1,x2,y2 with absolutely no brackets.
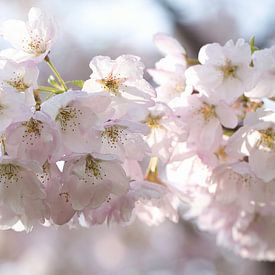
0,89,31,134
82,192,136,226
0,59,38,106
185,39,256,104
148,33,187,105
5,111,60,166
143,102,184,163
0,157,47,231
245,46,275,98
82,178,180,227
176,94,238,152
62,153,129,211
41,162,75,225
131,181,179,226
91,119,150,161
41,91,112,154
83,55,155,119
189,162,275,260
229,109,275,182
0,7,56,62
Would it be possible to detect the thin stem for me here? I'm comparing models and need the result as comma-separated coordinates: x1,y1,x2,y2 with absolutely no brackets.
38,85,63,94
44,55,68,91
1,137,7,156
145,157,162,184
186,57,200,66
33,89,42,111
148,156,158,174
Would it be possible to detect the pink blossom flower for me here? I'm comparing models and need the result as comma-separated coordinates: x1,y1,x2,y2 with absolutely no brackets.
0,157,47,231
176,94,238,152
188,162,275,260
229,109,275,181
0,7,56,62
62,153,129,211
83,55,155,119
196,137,240,168
0,59,38,106
41,91,112,154
5,111,61,166
82,179,180,227
185,39,256,104
245,46,275,98
148,33,187,104
143,102,184,163
153,33,187,58
91,119,150,161
82,192,135,226
41,162,75,225
0,89,31,134
131,181,179,226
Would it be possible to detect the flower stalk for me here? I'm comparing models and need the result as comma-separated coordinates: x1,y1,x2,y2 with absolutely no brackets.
44,55,68,92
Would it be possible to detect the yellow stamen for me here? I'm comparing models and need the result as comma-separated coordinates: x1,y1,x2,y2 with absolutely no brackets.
97,74,123,96
146,114,162,129
199,103,216,121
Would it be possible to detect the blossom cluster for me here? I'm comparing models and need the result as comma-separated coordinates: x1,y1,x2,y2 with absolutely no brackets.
1,7,275,262
0,8,179,232
153,35,275,260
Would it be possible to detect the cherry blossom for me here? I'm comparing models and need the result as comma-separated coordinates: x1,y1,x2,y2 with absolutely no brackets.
83,55,155,119
82,179,180,227
245,46,275,98
2,6,275,262
4,111,60,166
188,162,275,260
61,153,129,211
91,119,150,161
143,102,184,163
0,59,38,106
82,192,135,226
41,91,112,154
229,109,275,181
185,39,256,104
42,162,75,225
0,157,47,231
0,7,56,62
132,181,179,226
0,89,31,133
176,94,238,152
148,33,188,104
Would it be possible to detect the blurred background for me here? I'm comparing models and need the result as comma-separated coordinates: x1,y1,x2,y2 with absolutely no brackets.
0,0,275,274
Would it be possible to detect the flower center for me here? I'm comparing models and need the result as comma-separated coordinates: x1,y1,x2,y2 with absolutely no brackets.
219,59,238,79
101,126,127,147
258,127,275,149
215,146,227,160
5,77,29,92
199,103,216,121
55,106,82,131
146,114,162,129
21,118,43,146
0,103,6,114
22,118,42,136
0,164,21,186
22,32,46,55
85,155,102,179
175,83,184,93
59,192,70,203
97,74,123,96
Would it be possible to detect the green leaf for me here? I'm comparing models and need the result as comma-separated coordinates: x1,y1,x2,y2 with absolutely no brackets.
66,80,84,89
249,36,259,54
